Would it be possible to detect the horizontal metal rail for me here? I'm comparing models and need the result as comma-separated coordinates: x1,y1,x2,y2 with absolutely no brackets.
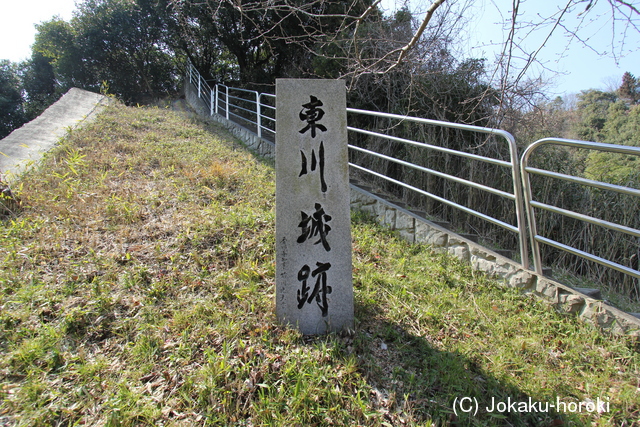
530,200,640,238
521,137,640,279
348,126,512,168
227,94,255,104
346,108,529,268
536,235,640,280
525,167,640,197
228,86,258,94
186,62,529,267
349,144,516,200
260,114,276,124
229,102,258,117
350,163,520,234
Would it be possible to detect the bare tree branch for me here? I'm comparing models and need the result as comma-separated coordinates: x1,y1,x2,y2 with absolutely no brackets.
384,0,446,73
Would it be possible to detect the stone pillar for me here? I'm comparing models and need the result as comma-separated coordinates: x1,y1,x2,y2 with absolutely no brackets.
275,79,353,335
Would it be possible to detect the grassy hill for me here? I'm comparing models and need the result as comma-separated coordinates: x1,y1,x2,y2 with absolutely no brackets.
1,103,638,426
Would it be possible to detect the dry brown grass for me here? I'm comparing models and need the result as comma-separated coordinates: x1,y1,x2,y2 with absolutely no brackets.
1,102,638,427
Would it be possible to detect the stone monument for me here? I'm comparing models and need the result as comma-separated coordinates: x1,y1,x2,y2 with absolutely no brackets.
275,79,353,335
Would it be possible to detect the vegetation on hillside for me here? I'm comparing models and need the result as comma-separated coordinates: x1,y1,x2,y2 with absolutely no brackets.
1,0,638,303
1,103,639,426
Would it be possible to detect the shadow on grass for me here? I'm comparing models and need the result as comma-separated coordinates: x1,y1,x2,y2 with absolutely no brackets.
345,298,585,427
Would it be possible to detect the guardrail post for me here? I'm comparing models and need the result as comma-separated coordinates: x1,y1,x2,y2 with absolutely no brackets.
198,76,201,98
256,92,262,138
502,131,530,270
215,85,219,115
225,86,229,120
210,88,214,116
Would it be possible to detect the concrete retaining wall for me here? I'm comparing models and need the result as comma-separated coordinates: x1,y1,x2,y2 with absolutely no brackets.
0,88,111,181
185,79,640,336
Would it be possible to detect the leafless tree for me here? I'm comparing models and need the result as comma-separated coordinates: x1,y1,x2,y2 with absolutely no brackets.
490,0,640,109
173,0,639,118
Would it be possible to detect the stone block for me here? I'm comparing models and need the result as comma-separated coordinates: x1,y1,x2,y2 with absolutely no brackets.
395,211,415,231
470,245,496,261
535,278,558,299
371,201,387,223
383,206,396,229
448,243,470,263
397,229,415,244
505,269,536,290
558,293,585,314
470,254,497,276
415,222,448,247
359,203,376,217
275,79,353,335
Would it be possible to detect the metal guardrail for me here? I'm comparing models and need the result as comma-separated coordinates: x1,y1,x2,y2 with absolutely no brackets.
187,62,640,286
521,138,640,281
345,108,529,269
188,64,276,141
187,63,529,268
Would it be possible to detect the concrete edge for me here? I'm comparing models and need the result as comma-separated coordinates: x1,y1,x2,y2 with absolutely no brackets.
0,89,114,183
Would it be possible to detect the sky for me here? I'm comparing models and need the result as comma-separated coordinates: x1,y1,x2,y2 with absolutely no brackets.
0,0,78,63
1,0,638,98
380,0,640,97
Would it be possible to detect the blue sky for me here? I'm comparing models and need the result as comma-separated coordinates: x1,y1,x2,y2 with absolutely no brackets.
381,0,640,97
2,0,638,97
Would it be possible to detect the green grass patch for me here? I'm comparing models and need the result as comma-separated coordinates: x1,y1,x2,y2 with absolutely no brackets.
1,103,638,426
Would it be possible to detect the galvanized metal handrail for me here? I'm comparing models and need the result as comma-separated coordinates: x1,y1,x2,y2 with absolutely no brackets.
348,144,516,200
521,137,640,280
186,61,530,268
258,94,276,139
346,108,530,268
188,62,640,283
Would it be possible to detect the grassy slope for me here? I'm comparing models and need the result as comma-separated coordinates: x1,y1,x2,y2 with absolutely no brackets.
0,103,638,426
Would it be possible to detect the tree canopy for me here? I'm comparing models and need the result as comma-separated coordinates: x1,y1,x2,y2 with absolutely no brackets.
0,61,27,139
3,0,640,138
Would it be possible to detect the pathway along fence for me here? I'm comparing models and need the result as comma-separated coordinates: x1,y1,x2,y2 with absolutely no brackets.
187,63,640,297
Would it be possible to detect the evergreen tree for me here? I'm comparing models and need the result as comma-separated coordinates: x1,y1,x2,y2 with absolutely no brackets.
618,71,639,104
0,60,27,139
20,51,59,120
584,101,640,185
574,89,618,141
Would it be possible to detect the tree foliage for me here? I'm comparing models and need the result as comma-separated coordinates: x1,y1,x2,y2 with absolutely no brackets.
74,0,177,102
0,61,27,139
168,0,377,88
618,71,640,105
20,51,59,120
31,18,92,93
29,0,179,104
582,98,640,185
574,89,618,141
